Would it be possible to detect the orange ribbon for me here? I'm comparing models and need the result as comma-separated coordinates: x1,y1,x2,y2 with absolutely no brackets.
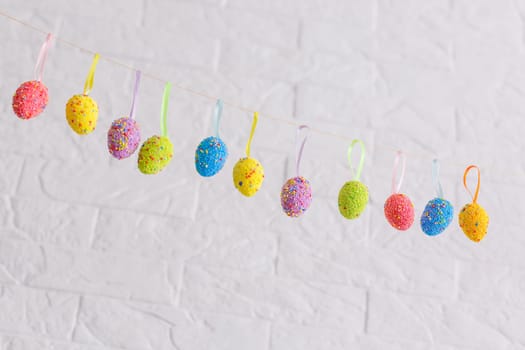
463,165,480,203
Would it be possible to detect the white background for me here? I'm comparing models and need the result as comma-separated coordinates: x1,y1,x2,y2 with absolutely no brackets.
0,0,523,349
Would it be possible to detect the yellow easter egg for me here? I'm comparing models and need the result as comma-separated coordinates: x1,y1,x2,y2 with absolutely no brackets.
65,94,98,135
137,135,173,174
459,203,489,242
233,157,264,197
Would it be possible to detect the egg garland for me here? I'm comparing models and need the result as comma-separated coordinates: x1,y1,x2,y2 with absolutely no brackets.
12,33,53,120
233,112,265,197
338,139,369,219
459,165,489,242
384,151,415,231
65,53,100,135
3,28,497,234
137,82,174,175
280,125,313,217
420,159,454,236
195,99,229,177
107,71,142,159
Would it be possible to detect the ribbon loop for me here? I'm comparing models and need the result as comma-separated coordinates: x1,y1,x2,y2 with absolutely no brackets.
245,112,258,157
391,150,406,194
34,33,53,82
129,70,141,119
83,53,100,95
432,159,444,198
347,139,365,181
295,125,310,176
463,165,481,203
160,82,172,137
213,99,224,137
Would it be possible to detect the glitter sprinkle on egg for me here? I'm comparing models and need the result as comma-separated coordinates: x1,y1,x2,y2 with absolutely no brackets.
137,135,173,174
12,80,49,120
384,193,415,231
232,157,264,197
195,136,228,177
420,197,454,236
281,176,312,217
108,117,141,159
65,94,99,135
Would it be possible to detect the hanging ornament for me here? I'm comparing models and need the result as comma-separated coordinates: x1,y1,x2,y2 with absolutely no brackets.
232,112,264,197
194,99,228,177
280,125,312,217
384,151,415,230
137,82,174,174
12,33,53,120
420,159,454,236
65,53,100,135
459,165,489,242
107,70,142,159
338,139,369,219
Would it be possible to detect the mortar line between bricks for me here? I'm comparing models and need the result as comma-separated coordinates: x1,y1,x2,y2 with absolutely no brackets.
2,282,177,308
69,295,83,341
7,192,303,236
363,290,370,334
0,330,122,349
87,207,101,249
12,158,26,198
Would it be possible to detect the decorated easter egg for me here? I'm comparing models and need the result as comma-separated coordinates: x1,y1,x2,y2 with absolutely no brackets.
338,180,369,219
107,117,141,159
280,176,312,217
459,203,489,242
65,94,98,135
384,193,415,230
137,135,173,174
195,136,228,177
420,198,453,236
12,80,49,119
233,157,264,197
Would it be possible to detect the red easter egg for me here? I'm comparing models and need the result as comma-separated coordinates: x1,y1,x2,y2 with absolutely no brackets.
384,193,415,230
12,80,49,120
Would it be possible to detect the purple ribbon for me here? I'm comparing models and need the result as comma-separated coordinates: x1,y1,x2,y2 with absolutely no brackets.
296,125,310,176
129,70,141,119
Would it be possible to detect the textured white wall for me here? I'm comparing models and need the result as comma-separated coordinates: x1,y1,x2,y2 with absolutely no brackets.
0,0,523,349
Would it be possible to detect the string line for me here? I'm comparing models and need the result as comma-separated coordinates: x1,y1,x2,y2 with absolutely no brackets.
1,8,522,184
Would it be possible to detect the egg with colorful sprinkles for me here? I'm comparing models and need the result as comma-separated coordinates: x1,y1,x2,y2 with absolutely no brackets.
338,180,369,219
107,117,141,160
420,198,453,236
137,135,173,174
12,80,49,120
65,94,98,135
233,157,264,197
459,203,489,242
384,193,415,231
281,176,312,217
195,136,228,177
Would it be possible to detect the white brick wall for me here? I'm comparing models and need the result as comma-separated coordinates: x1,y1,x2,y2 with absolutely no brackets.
0,0,522,349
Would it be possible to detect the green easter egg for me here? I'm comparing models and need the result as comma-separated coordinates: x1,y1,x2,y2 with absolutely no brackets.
338,180,369,219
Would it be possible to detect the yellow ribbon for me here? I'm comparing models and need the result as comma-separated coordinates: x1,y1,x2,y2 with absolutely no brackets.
245,112,258,157
83,53,100,95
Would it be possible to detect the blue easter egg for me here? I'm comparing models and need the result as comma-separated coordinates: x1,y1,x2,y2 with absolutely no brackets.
420,197,454,236
195,136,228,177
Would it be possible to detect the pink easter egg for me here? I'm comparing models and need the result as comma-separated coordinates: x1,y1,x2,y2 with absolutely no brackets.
384,193,415,230
12,80,49,120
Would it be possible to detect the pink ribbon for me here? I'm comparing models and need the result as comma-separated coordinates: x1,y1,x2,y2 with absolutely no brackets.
34,33,53,82
391,150,406,194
